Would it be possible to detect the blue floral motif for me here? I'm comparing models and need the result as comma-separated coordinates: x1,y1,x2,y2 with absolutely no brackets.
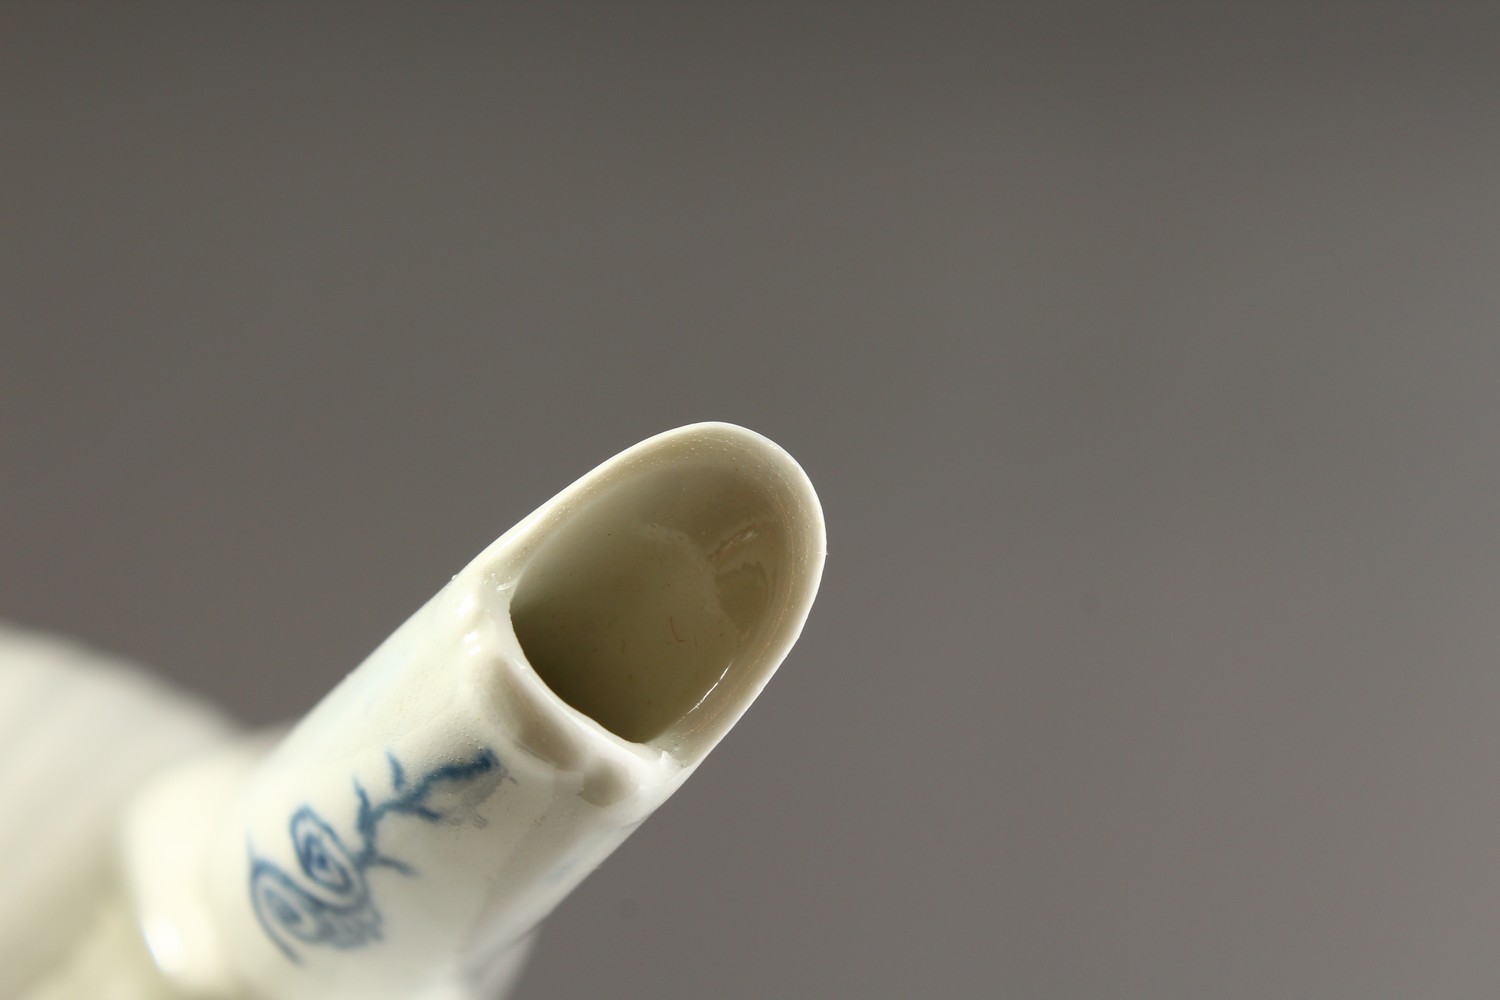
249,749,507,962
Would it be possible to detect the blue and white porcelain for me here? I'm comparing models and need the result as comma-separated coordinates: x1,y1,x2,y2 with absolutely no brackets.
4,423,827,1000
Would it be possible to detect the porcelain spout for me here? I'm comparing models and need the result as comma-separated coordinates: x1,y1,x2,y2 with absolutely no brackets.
14,422,825,1000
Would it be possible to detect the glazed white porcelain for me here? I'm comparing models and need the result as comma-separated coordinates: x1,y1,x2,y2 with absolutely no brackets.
5,422,826,1000
0,630,232,1000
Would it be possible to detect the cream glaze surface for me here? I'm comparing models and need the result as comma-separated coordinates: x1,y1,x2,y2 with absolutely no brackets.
5,423,825,1000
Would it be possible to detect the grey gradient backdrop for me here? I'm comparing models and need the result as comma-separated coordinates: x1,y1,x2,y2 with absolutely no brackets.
5,4,1500,997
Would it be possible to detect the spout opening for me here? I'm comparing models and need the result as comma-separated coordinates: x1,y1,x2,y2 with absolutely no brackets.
508,426,822,758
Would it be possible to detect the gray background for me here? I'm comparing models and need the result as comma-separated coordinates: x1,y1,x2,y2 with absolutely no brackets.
4,3,1500,997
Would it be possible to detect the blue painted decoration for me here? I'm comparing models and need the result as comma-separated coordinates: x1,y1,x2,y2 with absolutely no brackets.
249,749,507,962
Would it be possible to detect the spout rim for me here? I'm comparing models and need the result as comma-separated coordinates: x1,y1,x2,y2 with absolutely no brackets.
468,422,826,768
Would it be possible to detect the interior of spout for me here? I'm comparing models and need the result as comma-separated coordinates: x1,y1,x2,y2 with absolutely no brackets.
509,434,815,751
